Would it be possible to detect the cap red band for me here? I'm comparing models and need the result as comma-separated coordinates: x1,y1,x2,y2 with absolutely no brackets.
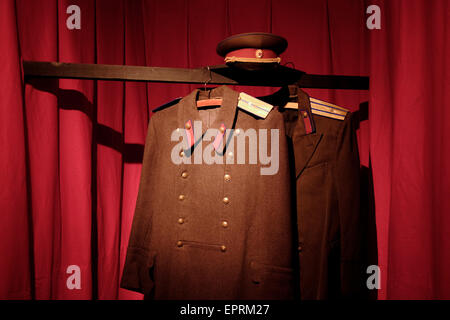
225,48,278,60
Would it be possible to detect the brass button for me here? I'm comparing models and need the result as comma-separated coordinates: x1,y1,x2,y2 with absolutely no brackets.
177,218,185,224
178,194,185,201
303,111,308,118
220,245,227,252
221,221,228,228
179,150,185,157
224,174,231,181
223,197,229,204
219,126,225,134
181,171,188,178
177,240,183,247
185,122,191,129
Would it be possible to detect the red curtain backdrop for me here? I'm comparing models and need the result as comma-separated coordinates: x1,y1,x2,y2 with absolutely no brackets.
0,0,448,299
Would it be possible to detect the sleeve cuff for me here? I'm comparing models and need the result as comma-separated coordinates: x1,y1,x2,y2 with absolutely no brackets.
120,247,155,295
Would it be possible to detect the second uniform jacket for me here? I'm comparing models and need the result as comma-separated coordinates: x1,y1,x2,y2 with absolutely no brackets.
274,85,364,299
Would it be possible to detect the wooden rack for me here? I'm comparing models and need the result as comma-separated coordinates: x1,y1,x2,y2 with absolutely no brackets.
23,61,369,90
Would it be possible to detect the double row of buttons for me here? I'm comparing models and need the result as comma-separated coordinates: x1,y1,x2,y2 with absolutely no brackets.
178,172,232,204
176,177,229,252
176,135,232,253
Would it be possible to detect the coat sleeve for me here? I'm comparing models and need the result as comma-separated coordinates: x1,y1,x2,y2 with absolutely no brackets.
120,115,159,294
333,112,364,298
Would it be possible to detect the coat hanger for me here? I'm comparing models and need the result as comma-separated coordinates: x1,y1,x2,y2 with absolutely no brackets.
196,66,223,108
283,63,299,109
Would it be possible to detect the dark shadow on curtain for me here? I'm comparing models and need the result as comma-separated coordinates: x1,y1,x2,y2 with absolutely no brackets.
24,77,145,163
360,159,378,300
353,101,378,300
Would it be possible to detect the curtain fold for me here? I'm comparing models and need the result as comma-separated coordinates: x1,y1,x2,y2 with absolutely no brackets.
369,0,450,299
0,0,31,300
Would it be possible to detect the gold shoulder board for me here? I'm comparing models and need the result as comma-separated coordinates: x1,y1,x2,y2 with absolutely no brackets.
309,97,349,121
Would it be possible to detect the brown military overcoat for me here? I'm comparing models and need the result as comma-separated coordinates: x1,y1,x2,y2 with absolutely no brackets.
120,85,297,299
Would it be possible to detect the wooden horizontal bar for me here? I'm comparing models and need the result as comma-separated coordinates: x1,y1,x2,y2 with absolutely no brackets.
23,61,369,90
297,74,369,90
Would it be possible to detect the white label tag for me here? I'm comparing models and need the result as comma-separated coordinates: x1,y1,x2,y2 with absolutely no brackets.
284,102,298,109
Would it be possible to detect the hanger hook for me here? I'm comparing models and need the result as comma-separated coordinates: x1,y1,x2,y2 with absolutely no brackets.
204,66,212,91
283,61,296,70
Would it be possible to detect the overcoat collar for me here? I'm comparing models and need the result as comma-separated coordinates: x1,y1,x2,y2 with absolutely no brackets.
175,84,321,177
177,85,240,134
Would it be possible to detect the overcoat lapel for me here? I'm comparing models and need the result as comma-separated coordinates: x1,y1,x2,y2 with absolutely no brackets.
293,133,323,178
